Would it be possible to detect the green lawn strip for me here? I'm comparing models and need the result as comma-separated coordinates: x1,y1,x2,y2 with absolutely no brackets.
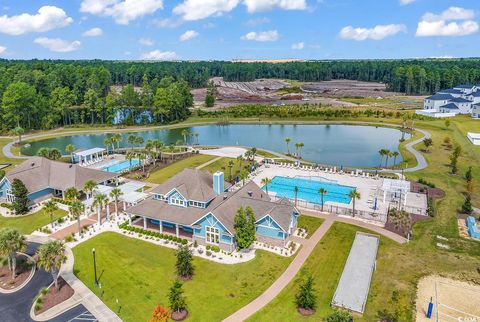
297,215,324,239
0,209,68,235
248,222,374,321
201,157,248,181
256,149,281,159
72,232,291,322
146,155,217,184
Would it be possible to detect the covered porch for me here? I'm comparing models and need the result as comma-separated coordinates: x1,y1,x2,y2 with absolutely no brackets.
130,216,194,240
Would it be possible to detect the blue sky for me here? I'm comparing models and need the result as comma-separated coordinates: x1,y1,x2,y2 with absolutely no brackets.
0,0,478,60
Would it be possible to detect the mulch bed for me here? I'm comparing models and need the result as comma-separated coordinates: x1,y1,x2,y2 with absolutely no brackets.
0,254,33,290
410,182,445,199
35,277,74,315
171,309,188,321
297,307,315,316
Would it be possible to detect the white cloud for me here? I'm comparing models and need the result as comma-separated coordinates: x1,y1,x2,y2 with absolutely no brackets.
291,42,304,49
141,50,178,60
173,0,240,21
339,24,407,41
0,46,6,55
243,0,306,13
154,17,183,28
179,30,199,41
34,37,81,52
139,38,155,46
0,6,73,36
416,7,479,37
399,0,416,5
82,27,103,37
80,0,163,25
241,30,279,41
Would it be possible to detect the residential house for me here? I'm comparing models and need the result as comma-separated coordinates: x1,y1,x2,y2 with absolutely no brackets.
125,168,299,251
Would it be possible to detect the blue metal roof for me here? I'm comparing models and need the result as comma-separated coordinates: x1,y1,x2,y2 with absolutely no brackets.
455,84,475,89
440,103,459,110
438,88,463,94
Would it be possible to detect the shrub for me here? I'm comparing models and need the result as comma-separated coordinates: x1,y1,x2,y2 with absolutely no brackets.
34,303,42,312
193,240,198,248
206,250,212,257
40,288,48,295
64,234,74,243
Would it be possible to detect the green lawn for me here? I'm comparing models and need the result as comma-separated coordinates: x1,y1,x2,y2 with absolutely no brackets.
146,155,217,184
201,157,248,181
0,208,68,235
297,215,324,238
72,232,292,322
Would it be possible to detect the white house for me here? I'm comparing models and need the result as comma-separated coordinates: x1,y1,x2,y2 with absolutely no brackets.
453,85,476,95
423,93,454,110
437,88,464,98
467,132,480,145
449,97,473,114
472,104,480,119
467,92,480,104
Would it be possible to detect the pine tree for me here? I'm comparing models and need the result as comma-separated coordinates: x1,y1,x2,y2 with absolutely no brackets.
295,275,317,311
176,245,194,280
234,206,256,249
11,178,29,215
462,195,473,214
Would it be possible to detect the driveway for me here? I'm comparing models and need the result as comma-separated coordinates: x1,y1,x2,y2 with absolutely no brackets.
0,243,97,322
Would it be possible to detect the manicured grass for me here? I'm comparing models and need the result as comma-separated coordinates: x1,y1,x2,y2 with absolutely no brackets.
201,157,248,181
0,208,68,235
146,155,217,184
297,215,324,238
72,232,291,322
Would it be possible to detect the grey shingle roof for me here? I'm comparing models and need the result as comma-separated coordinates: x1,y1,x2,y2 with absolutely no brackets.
471,92,480,97
6,157,118,193
455,84,475,89
151,168,230,202
425,94,453,101
438,88,463,94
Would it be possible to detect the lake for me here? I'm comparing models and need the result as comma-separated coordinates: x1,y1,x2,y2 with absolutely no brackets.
21,124,410,168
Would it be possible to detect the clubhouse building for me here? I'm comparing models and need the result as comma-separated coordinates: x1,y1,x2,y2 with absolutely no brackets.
0,157,118,207
126,169,299,252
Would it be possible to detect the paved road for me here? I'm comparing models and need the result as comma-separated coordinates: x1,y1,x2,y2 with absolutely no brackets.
402,128,431,173
0,243,97,322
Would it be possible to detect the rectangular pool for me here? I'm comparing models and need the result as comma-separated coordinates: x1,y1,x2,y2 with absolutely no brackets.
265,176,355,205
102,159,140,173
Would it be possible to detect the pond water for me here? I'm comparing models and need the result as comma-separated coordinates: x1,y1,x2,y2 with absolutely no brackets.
21,124,410,168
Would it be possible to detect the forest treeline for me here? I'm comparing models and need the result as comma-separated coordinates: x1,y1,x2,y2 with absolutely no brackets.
0,58,479,132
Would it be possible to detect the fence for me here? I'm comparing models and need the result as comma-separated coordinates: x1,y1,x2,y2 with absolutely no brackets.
270,195,388,225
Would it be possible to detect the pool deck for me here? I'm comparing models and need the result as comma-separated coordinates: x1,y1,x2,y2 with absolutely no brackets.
87,154,126,170
253,164,390,219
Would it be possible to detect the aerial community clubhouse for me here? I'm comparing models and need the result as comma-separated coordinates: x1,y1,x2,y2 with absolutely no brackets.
126,169,299,252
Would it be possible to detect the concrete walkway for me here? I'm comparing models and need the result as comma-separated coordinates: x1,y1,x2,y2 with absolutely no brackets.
401,128,430,173
195,156,223,169
223,217,335,322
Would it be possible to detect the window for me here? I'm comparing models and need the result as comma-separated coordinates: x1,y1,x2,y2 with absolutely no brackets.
206,226,219,244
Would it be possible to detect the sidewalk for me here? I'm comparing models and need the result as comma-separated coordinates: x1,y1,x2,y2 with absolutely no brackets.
223,217,335,322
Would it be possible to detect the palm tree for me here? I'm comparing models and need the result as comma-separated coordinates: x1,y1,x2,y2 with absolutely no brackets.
318,188,327,212
294,186,299,206
64,187,80,201
104,137,112,155
112,133,122,152
298,142,304,159
126,151,135,169
43,200,59,228
93,193,108,224
250,147,257,166
384,149,391,167
69,201,84,235
36,241,66,291
240,170,248,186
294,143,300,158
65,144,76,163
194,133,199,145
110,188,123,217
127,134,137,150
0,228,28,279
83,179,98,200
349,190,361,217
227,160,235,181
378,149,386,168
135,136,144,148
49,148,62,161
152,139,163,163
138,151,147,172
285,137,291,155
11,126,25,144
236,155,244,169
392,151,399,169
181,129,189,145
261,177,272,195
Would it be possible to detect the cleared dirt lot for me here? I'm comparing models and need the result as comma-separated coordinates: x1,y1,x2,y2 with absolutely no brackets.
301,79,399,97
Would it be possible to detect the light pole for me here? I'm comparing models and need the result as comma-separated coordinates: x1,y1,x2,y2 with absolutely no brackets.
92,248,98,286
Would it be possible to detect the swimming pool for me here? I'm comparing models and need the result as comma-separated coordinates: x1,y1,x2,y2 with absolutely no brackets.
102,159,140,173
265,176,355,205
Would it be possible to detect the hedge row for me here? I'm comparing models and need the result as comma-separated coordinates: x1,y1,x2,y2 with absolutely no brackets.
119,222,188,245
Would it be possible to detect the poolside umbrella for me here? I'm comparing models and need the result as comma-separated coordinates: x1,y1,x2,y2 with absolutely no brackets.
373,197,378,210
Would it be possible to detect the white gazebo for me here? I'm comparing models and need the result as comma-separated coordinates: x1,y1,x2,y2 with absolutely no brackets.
381,178,410,206
74,147,106,166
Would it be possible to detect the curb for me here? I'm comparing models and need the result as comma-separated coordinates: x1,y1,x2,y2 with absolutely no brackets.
0,252,36,294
